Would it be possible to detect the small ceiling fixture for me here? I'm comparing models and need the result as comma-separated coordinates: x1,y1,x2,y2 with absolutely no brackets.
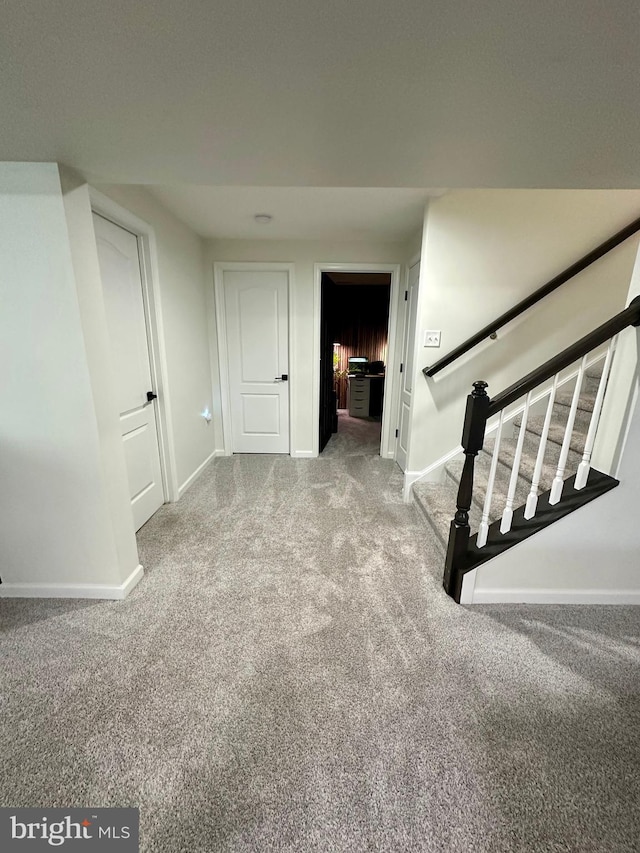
254,213,273,224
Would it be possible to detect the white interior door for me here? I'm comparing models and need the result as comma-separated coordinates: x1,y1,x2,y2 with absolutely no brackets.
396,260,420,471
93,213,165,530
223,269,290,453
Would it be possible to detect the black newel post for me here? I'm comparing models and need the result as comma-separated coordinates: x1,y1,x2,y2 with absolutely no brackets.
443,381,490,601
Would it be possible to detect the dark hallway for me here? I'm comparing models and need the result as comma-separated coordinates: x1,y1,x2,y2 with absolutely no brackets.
319,272,391,454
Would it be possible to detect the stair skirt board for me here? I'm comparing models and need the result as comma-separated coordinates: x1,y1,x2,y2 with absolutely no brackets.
403,445,463,500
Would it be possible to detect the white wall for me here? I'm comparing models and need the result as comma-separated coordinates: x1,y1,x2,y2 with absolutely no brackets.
0,163,140,596
409,190,640,477
404,229,423,264
590,244,640,476
95,184,216,493
207,238,409,456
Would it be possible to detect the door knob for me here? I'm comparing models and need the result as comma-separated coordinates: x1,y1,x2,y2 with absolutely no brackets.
274,374,288,382
146,391,158,402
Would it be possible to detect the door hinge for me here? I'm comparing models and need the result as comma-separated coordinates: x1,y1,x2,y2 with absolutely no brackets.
404,290,408,301
395,429,399,438
400,363,403,373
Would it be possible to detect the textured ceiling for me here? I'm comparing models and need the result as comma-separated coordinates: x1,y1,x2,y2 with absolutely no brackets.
2,0,639,189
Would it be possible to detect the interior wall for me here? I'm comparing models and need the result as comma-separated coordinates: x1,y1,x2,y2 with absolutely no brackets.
404,228,423,264
207,239,407,456
409,190,640,476
94,184,216,492
0,163,137,592
591,243,640,477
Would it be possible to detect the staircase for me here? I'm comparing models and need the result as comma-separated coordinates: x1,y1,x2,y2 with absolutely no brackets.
412,362,607,556
417,215,640,603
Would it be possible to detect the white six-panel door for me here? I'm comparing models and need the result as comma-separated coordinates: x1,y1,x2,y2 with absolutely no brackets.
223,269,290,453
396,260,420,471
93,213,165,530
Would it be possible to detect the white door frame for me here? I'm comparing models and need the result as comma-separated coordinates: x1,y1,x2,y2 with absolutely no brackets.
393,253,421,471
88,187,178,502
214,262,295,456
313,262,402,458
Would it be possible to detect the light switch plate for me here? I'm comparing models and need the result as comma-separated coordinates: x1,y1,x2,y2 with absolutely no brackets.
423,330,441,347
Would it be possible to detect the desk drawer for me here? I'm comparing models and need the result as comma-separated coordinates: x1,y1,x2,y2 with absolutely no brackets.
349,379,369,398
348,376,371,417
349,404,368,417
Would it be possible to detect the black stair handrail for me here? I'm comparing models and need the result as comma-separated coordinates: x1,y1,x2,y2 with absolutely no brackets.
487,296,640,417
442,296,640,602
424,215,640,378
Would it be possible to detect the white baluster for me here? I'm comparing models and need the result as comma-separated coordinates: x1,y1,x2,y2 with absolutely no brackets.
575,339,617,490
524,375,559,520
500,392,533,534
477,411,505,547
549,355,588,504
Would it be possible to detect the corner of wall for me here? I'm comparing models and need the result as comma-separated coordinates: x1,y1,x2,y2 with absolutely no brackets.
60,175,140,583
0,163,136,592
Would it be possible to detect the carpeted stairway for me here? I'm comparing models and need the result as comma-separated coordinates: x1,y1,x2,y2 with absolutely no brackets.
412,363,604,553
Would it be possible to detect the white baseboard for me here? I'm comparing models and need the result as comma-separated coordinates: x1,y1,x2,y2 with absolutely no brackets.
291,450,316,458
178,450,219,497
471,586,640,605
0,564,144,600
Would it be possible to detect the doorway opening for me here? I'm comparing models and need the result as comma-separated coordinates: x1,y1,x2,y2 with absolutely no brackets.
319,271,392,455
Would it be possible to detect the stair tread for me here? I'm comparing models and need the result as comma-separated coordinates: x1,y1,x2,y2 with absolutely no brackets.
514,406,592,452
533,365,603,412
412,481,455,551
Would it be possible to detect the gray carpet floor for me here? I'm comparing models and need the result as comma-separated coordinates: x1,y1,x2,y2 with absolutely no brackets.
1,411,639,852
